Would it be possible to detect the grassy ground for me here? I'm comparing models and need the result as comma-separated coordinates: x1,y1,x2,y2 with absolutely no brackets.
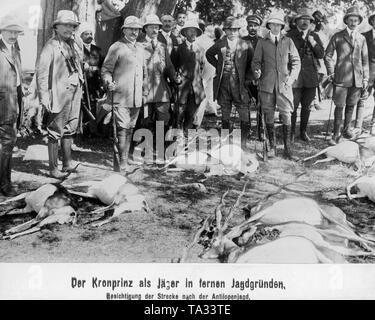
1,98,375,263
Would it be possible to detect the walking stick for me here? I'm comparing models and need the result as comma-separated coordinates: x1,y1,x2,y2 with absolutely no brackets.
111,91,121,172
325,99,334,140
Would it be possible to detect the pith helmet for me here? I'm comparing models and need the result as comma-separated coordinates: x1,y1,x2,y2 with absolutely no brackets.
181,20,203,37
121,16,143,29
53,10,80,27
343,6,363,25
266,12,285,30
0,15,24,33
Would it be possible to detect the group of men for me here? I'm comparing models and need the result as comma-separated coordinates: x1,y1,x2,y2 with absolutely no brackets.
0,6,375,197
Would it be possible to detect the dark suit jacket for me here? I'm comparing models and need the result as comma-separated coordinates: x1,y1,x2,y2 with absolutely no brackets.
0,39,23,125
206,36,254,101
83,43,103,98
362,30,375,83
287,29,325,88
241,35,259,51
158,32,179,54
171,41,205,105
324,29,369,88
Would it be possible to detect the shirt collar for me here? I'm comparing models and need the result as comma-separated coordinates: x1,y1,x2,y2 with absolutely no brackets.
269,31,280,40
161,30,171,37
124,35,136,45
297,28,308,37
346,27,356,36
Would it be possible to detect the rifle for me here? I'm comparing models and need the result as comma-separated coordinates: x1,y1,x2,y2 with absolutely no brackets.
111,91,121,172
82,72,96,122
248,84,268,162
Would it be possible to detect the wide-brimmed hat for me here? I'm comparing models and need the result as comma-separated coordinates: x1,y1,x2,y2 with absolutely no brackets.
121,16,143,29
53,10,80,27
0,15,24,33
294,8,314,22
266,12,285,29
181,20,203,37
246,14,263,26
223,16,241,30
143,14,162,28
343,6,363,24
368,13,375,25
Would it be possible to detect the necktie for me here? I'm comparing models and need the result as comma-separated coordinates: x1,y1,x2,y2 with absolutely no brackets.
11,45,17,63
275,37,278,46
152,39,157,50
350,32,354,44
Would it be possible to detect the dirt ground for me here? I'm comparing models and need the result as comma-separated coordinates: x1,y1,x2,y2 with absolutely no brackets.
1,98,375,263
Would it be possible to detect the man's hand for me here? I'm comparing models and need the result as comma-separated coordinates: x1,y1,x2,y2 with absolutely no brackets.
307,35,316,46
254,69,261,79
363,80,369,90
83,62,90,72
285,76,294,87
42,101,52,113
107,81,117,92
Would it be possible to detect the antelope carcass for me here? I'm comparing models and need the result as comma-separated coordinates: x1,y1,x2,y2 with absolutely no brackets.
2,185,77,240
346,175,375,202
68,174,149,227
303,141,361,170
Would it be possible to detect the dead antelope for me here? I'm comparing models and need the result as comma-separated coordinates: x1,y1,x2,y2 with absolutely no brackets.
346,175,375,203
68,174,149,227
2,185,77,240
303,141,361,170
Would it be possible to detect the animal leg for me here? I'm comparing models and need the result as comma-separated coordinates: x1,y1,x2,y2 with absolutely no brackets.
3,226,41,240
91,216,114,228
303,148,329,162
4,219,39,235
0,206,33,217
312,157,335,165
0,192,28,206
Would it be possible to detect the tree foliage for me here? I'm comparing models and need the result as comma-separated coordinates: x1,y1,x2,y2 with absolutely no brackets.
195,0,375,23
195,0,234,24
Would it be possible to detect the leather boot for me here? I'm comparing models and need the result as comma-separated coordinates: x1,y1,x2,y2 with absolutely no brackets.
117,129,130,171
354,99,365,138
342,105,355,139
290,109,297,143
61,137,77,172
48,139,68,179
328,119,342,146
299,106,311,142
240,121,250,150
265,124,276,158
0,147,17,197
282,124,298,161
257,112,264,142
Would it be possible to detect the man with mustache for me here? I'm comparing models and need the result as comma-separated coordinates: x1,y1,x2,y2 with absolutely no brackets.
356,12,375,135
206,16,254,150
80,23,104,137
158,15,179,55
242,14,264,141
37,10,84,178
0,16,24,196
252,12,301,160
287,9,325,143
101,16,144,171
171,20,205,133
137,14,178,163
324,6,369,145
